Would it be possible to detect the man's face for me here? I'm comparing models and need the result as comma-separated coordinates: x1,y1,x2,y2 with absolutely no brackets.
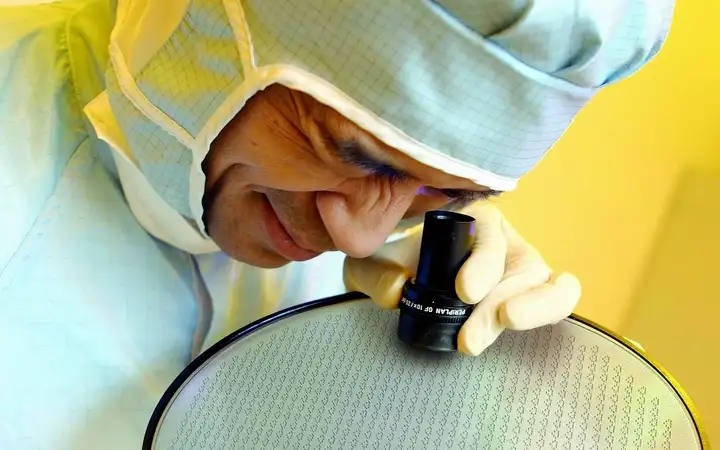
203,85,497,268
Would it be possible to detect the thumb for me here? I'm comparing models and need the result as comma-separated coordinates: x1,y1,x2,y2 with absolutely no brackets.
344,256,409,309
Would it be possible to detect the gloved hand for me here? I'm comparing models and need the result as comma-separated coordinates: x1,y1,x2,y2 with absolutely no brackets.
343,202,581,356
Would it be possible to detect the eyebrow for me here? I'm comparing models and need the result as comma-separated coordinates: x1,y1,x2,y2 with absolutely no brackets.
335,140,503,205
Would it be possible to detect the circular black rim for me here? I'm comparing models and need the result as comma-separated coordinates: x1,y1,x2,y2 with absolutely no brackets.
143,292,708,449
142,291,366,450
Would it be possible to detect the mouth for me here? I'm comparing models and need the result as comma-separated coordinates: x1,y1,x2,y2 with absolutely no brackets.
261,196,320,262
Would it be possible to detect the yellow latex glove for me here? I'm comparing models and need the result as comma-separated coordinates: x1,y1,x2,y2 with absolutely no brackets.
343,202,581,356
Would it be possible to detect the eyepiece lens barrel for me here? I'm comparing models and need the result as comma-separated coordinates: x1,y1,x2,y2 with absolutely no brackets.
398,210,476,352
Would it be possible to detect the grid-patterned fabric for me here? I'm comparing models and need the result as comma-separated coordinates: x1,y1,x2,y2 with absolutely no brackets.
0,141,197,450
245,0,595,179
0,8,87,271
481,1,673,86
432,0,529,36
437,0,583,74
106,70,194,218
135,0,244,138
103,0,672,221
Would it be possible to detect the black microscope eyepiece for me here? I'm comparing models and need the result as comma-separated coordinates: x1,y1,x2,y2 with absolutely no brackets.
397,210,475,352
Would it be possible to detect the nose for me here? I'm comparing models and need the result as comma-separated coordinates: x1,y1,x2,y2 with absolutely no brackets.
316,178,420,258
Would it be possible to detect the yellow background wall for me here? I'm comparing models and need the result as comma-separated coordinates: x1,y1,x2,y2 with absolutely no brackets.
622,171,719,444
496,0,720,330
495,0,719,441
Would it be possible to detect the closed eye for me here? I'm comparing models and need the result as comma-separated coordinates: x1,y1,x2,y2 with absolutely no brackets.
335,139,503,204
335,140,412,183
440,188,503,204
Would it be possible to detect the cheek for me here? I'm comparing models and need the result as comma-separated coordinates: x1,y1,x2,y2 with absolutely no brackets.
233,126,347,191
204,185,289,268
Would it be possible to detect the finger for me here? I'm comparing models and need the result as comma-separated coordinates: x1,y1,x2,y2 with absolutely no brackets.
456,263,548,356
499,272,581,330
455,204,507,305
343,256,409,309
480,264,552,306
457,302,505,356
501,219,546,277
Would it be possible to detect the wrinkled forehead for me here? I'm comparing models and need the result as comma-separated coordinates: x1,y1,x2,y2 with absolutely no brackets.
103,0,668,226
238,0,596,190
